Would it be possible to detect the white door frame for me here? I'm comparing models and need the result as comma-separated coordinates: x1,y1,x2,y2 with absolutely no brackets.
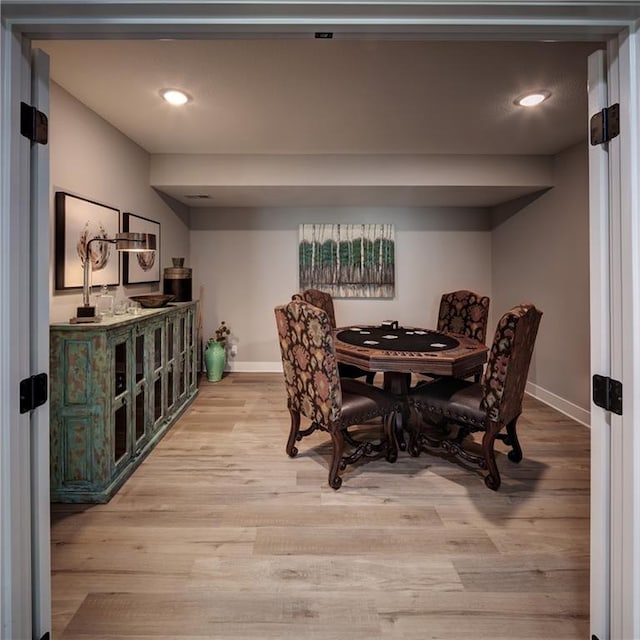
29,47,51,640
588,48,612,639
2,3,640,639
0,22,37,640
587,30,640,638
612,23,640,640
589,25,640,640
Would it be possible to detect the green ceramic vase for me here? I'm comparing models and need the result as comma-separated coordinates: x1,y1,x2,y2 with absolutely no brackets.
205,340,226,382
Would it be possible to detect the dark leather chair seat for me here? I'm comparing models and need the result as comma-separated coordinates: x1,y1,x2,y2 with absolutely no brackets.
340,378,399,423
412,378,485,426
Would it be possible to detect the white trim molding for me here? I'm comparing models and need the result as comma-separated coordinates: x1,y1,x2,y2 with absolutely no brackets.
526,381,591,427
226,361,283,373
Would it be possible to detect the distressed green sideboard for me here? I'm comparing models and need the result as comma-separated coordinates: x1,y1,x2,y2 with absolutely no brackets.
50,301,198,503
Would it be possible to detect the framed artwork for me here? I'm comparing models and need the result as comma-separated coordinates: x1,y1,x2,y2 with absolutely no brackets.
122,212,160,284
299,223,395,298
55,191,120,290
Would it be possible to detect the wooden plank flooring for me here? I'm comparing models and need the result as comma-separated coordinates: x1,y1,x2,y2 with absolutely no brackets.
51,373,589,639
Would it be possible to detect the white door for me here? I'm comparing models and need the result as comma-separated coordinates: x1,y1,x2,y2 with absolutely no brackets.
588,47,614,640
0,32,51,639
589,23,640,640
29,48,52,640
611,24,640,640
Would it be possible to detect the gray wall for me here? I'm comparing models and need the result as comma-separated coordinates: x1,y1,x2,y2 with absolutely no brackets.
492,142,590,419
49,82,191,322
190,208,493,367
190,143,591,421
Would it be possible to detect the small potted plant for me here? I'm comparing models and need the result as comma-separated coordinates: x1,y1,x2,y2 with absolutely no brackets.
205,321,231,382
212,321,231,345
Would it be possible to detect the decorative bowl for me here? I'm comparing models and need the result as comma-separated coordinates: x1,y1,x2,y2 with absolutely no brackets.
128,294,176,308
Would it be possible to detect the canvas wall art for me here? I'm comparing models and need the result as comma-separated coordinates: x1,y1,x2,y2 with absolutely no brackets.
122,212,160,284
55,192,120,290
299,223,395,298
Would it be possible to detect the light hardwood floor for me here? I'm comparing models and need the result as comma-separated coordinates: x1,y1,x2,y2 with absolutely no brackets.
51,373,589,639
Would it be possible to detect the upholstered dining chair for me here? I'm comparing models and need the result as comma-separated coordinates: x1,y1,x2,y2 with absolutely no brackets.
434,289,490,382
293,288,376,384
275,299,400,489
437,289,491,343
408,303,542,491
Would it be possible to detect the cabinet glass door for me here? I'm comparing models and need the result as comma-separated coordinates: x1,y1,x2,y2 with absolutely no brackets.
134,332,146,445
152,324,164,427
113,337,129,464
187,310,196,390
178,314,186,398
166,319,175,410
114,404,128,463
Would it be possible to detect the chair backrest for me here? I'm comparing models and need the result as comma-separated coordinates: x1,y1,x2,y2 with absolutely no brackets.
294,288,337,328
481,304,543,425
437,289,490,344
275,299,342,425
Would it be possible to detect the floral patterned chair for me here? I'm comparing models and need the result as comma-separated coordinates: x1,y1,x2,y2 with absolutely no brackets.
432,289,491,382
293,289,376,384
408,303,542,490
437,289,491,344
275,299,400,489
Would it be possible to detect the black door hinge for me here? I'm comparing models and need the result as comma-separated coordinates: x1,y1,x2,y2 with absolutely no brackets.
593,374,623,415
19,372,48,414
20,102,48,145
590,103,620,145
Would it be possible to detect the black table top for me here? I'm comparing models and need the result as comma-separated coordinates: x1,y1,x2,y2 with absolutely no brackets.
336,326,460,353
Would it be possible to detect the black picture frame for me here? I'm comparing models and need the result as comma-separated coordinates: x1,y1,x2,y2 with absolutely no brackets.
54,191,120,291
122,212,161,285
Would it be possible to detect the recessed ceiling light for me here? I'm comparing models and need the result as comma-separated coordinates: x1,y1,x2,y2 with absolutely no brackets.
514,90,551,107
160,89,191,106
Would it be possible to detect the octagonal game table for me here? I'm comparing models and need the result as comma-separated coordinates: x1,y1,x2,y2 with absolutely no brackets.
334,325,488,448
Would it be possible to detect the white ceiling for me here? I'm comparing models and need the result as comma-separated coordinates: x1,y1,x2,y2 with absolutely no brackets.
36,38,602,208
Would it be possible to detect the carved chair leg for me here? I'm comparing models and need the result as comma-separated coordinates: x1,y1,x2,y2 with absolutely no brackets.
505,416,523,463
481,420,502,491
286,409,301,458
328,428,346,490
365,372,376,385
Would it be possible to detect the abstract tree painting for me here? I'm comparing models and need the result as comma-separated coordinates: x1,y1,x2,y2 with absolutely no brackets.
299,224,395,298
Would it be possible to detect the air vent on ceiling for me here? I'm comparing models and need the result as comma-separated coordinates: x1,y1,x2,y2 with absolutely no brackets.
184,194,211,199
